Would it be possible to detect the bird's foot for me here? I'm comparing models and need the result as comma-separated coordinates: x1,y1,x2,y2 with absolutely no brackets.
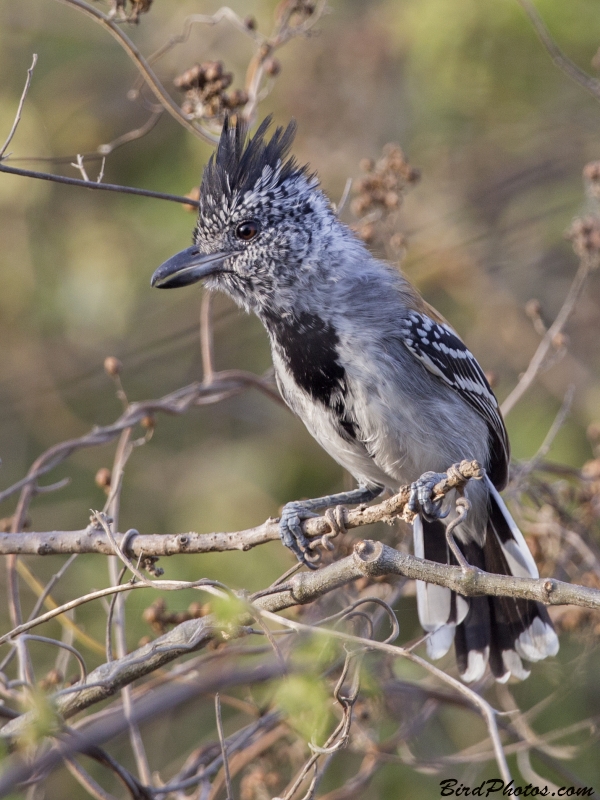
279,501,321,570
408,471,450,522
279,487,382,569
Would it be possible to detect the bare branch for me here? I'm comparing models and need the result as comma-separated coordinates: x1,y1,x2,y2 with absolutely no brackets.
8,111,163,165
257,608,512,784
0,459,481,554
0,661,285,796
0,373,279,509
200,292,216,384
71,154,90,182
53,0,218,143
3,526,597,741
0,54,37,160
0,162,200,207
501,249,595,415
215,694,233,800
242,0,328,123
0,462,598,611
64,758,119,800
516,0,600,103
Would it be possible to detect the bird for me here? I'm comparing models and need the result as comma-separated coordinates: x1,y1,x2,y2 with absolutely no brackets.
151,116,559,683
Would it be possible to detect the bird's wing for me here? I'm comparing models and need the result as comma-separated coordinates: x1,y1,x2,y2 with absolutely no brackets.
399,309,509,487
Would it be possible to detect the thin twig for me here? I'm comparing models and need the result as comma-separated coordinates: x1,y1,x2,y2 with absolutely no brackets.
516,0,600,103
0,373,280,508
0,661,285,794
71,154,90,182
0,162,200,206
105,565,127,663
0,54,38,159
8,110,163,164
19,634,87,684
101,427,153,789
215,694,233,800
501,255,592,415
64,758,119,800
201,292,216,384
53,0,218,143
0,577,226,649
258,609,512,784
514,385,576,484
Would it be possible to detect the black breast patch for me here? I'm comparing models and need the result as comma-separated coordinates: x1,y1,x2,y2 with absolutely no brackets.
265,310,358,441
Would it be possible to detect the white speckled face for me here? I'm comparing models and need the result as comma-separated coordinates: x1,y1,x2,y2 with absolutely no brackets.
193,122,329,310
196,174,317,296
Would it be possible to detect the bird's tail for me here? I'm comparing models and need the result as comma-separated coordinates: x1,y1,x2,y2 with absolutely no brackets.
413,476,559,682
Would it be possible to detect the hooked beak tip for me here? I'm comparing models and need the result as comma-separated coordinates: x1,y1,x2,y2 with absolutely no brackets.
151,246,228,289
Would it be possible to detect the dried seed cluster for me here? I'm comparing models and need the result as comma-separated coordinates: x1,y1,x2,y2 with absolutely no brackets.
583,159,600,199
104,0,153,23
174,61,248,121
351,144,420,251
521,450,600,635
143,597,210,634
567,215,600,262
240,763,280,800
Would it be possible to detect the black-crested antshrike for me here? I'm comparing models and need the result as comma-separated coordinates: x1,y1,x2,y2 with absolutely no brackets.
151,117,558,682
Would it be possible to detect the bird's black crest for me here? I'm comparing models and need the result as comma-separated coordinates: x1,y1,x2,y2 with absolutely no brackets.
200,116,307,207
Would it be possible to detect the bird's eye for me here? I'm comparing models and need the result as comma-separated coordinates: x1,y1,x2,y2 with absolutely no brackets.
235,220,260,241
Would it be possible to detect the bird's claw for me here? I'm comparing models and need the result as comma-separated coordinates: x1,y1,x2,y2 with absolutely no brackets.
408,471,449,522
279,502,320,570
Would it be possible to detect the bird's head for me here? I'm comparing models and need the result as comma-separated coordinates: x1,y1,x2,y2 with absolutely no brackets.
151,116,334,312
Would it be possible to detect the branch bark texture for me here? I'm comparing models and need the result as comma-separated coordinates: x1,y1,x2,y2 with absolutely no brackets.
3,535,599,739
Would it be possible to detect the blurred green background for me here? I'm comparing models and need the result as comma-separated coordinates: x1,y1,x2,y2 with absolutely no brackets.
1,0,599,797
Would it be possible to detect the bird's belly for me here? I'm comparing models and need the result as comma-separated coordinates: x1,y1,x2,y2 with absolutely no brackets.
273,357,392,489
272,350,488,492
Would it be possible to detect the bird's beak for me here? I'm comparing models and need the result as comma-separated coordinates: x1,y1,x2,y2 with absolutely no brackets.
151,246,229,289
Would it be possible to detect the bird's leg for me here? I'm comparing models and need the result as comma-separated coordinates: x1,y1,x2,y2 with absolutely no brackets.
279,486,382,569
408,471,450,522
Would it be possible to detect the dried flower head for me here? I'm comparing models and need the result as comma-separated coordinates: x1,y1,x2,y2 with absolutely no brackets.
351,143,419,253
174,61,246,122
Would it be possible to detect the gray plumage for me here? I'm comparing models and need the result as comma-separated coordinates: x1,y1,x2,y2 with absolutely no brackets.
152,117,558,682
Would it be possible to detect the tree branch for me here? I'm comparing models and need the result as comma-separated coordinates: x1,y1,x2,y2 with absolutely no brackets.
516,0,600,104
0,163,200,207
53,0,218,144
0,54,37,159
0,372,280,509
3,532,599,739
0,459,481,555
501,249,594,416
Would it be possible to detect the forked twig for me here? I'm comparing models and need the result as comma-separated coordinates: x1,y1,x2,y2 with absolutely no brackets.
501,254,593,415
54,0,218,143
258,609,512,784
0,163,200,206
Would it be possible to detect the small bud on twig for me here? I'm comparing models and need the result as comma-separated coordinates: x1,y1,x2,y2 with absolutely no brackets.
566,216,600,262
264,57,281,77
95,468,112,491
140,415,155,431
104,356,122,377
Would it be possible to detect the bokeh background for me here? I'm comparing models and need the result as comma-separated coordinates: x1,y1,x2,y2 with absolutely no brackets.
1,0,600,797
